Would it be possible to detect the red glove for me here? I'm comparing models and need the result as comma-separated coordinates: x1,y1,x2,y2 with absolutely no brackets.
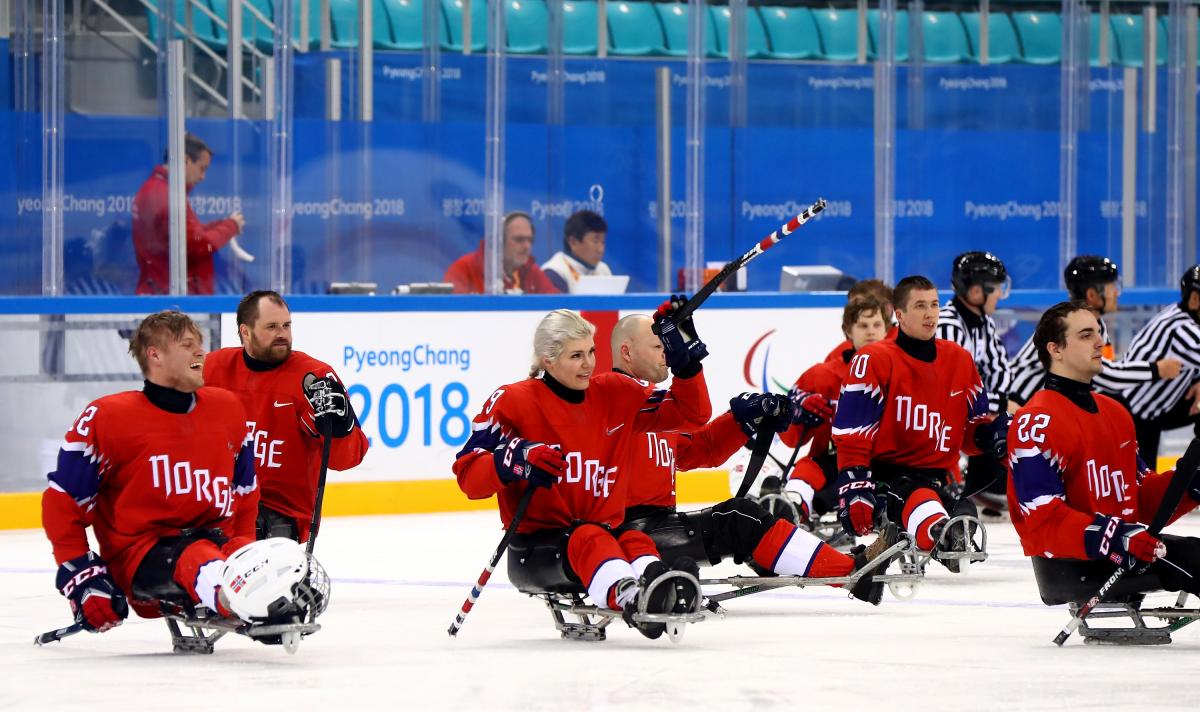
836,467,877,536
788,387,834,428
1085,515,1166,570
495,438,566,488
55,552,129,633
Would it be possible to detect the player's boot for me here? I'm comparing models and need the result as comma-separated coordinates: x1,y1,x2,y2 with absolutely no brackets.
623,560,674,640
930,514,983,574
848,522,902,605
669,557,702,614
756,476,810,528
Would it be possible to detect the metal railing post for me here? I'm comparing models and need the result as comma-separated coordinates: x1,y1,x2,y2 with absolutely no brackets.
656,67,671,292
167,40,188,295
228,0,243,118
359,0,373,121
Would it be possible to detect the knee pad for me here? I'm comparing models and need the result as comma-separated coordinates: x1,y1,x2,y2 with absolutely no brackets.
507,529,580,594
630,511,709,566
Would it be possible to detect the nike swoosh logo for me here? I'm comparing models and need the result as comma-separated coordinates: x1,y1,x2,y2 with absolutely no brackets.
274,401,293,408
607,424,625,436
950,390,963,397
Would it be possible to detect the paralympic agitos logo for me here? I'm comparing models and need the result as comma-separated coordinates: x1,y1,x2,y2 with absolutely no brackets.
743,330,791,394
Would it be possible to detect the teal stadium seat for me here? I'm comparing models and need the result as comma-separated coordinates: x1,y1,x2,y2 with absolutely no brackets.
920,11,969,63
655,2,719,57
607,1,665,55
147,0,225,49
960,11,1019,63
1011,11,1060,64
759,6,821,60
1111,13,1167,66
867,8,909,61
378,0,425,50
709,6,770,58
441,0,488,51
562,0,598,54
811,7,859,62
506,0,549,53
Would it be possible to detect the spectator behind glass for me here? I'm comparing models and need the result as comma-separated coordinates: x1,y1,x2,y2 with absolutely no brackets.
443,211,560,294
541,210,612,293
131,133,246,295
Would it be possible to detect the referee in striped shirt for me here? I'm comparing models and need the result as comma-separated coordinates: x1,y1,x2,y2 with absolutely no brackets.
937,251,1013,514
1009,255,1181,406
1121,264,1200,463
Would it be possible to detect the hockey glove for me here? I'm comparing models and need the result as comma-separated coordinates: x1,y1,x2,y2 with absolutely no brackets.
56,552,129,633
654,294,708,378
495,437,565,489
1084,515,1166,571
973,412,1012,462
1173,437,1200,503
787,387,834,428
836,466,877,537
730,392,793,438
303,372,356,438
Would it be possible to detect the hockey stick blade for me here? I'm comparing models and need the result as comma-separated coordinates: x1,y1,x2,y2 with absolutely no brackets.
448,485,537,638
1052,462,1198,646
653,198,826,334
34,622,84,646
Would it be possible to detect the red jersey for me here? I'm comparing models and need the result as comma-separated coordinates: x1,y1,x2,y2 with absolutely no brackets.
824,339,853,364
454,371,711,532
132,166,241,295
203,347,368,539
833,338,989,473
443,241,561,295
1007,387,1195,559
779,355,849,489
41,387,258,595
626,412,746,509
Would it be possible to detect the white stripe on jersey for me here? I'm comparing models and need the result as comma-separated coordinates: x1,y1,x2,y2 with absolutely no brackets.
1122,304,1200,420
936,301,1011,413
1008,317,1155,404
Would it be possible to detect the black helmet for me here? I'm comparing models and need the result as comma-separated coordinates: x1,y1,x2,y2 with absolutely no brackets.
951,251,1008,296
1064,255,1119,299
1181,264,1200,301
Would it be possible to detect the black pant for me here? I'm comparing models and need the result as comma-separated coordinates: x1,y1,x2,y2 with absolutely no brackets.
1032,534,1200,603
1134,394,1200,466
256,505,300,542
131,530,228,604
621,499,778,567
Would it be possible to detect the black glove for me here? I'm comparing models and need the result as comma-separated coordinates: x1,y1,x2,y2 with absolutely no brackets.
654,294,708,378
494,437,565,489
730,392,793,437
974,412,1011,462
55,552,129,633
1084,514,1165,571
1173,437,1200,503
836,466,877,537
303,372,356,438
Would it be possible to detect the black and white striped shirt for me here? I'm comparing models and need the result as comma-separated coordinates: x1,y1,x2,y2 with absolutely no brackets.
1008,317,1157,405
1121,304,1200,420
937,297,1011,413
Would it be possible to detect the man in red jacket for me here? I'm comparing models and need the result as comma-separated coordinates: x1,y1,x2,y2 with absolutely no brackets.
132,133,245,295
443,211,559,294
204,290,369,541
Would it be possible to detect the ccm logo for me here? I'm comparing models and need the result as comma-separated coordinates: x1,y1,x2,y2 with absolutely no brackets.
838,481,874,495
60,564,107,596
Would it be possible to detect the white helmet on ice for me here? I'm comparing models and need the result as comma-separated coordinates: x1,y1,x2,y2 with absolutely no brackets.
219,538,330,623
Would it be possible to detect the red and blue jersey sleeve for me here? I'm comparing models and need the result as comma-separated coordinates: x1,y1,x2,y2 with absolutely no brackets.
43,400,113,564
832,350,889,470
1007,405,1092,558
453,386,516,499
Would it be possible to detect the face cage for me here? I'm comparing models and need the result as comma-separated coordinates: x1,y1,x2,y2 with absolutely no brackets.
293,553,332,622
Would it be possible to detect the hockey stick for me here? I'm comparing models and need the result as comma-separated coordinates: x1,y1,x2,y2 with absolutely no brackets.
735,430,776,499
306,420,333,558
448,484,537,638
33,622,84,646
1052,464,1197,646
653,198,827,335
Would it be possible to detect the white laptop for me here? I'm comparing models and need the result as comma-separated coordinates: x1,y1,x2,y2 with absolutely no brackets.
574,275,630,294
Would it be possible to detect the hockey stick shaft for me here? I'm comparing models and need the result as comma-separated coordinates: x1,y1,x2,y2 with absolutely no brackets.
656,198,826,331
306,420,333,558
1052,463,1197,646
735,430,775,499
34,622,83,646
447,485,537,637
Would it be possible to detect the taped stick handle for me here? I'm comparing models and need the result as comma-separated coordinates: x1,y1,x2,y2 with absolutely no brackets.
1052,463,1197,646
654,198,826,334
447,484,538,638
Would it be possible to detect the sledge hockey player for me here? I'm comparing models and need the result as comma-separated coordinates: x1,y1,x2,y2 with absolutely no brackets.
453,306,711,639
41,311,326,647
774,296,890,526
1008,255,1181,409
204,290,368,541
832,276,1008,572
935,251,1015,518
611,314,903,605
821,279,895,363
1008,301,1200,613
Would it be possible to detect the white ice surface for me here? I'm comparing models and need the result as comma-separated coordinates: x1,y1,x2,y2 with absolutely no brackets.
6,509,1200,711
